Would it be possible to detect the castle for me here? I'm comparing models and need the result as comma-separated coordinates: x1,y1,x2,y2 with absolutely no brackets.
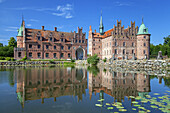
14,19,87,60
88,13,151,60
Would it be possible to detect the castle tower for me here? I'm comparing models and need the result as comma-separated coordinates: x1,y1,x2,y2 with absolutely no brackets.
88,25,93,56
99,11,104,35
17,17,25,48
136,18,151,60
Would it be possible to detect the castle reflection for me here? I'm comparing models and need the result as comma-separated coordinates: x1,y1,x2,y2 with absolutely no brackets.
15,66,151,108
15,67,87,108
88,68,150,102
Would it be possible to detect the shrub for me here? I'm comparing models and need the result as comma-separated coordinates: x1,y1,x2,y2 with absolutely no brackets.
71,59,75,63
49,60,55,64
87,54,100,66
10,58,15,61
103,58,107,62
0,57,5,60
6,57,11,61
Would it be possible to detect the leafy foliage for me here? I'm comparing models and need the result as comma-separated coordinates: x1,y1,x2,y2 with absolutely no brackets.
0,37,17,57
150,35,170,58
103,57,107,62
87,54,100,65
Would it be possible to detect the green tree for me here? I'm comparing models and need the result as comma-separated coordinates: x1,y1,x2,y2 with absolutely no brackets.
163,35,170,46
87,54,100,66
0,43,3,47
8,37,17,47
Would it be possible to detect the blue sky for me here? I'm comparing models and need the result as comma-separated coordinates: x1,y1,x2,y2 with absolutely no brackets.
0,0,170,45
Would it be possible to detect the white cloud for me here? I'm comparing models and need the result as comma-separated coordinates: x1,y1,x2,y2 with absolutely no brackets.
6,4,74,19
52,12,65,16
30,19,39,22
53,4,73,19
27,24,31,27
115,1,132,6
4,26,18,32
0,39,7,42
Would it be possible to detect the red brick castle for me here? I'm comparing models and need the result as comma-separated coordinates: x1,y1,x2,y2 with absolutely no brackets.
14,19,87,60
88,13,151,60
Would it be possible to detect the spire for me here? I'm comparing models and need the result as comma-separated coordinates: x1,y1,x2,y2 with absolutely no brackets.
142,16,144,24
99,10,104,35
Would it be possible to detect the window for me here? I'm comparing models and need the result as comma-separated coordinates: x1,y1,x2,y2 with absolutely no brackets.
123,42,125,46
38,37,40,40
99,46,100,48
123,49,125,54
61,46,64,50
144,29,146,33
68,53,70,58
37,53,41,58
53,53,56,58
143,50,146,54
54,46,56,49
115,49,117,54
29,44,32,48
61,38,63,42
29,52,32,57
46,45,49,49
115,41,117,46
38,45,41,49
68,46,71,50
75,39,77,43
50,38,52,41
144,36,146,39
144,43,146,46
61,53,64,58
18,52,21,57
79,40,81,43
46,53,49,58
132,42,134,47
132,49,134,54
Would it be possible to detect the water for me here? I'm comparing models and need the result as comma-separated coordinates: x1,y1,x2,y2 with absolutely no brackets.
0,66,169,113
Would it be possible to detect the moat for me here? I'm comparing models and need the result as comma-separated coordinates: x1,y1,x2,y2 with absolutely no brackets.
0,66,169,113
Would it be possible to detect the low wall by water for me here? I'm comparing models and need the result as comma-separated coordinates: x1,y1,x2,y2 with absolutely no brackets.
0,61,67,66
99,59,170,70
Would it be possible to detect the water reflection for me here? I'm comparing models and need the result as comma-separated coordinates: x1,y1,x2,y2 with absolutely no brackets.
88,68,151,102
14,67,87,108
6,66,168,112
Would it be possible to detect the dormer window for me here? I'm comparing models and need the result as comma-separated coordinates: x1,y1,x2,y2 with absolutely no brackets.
144,29,146,32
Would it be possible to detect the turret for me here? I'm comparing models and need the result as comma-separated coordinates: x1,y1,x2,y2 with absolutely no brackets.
17,16,26,48
136,18,151,60
99,10,104,35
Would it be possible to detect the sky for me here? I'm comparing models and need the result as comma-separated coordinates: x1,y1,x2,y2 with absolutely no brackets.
0,0,170,45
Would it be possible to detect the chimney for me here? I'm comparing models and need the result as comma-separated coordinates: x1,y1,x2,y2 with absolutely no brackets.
42,26,44,31
54,27,57,31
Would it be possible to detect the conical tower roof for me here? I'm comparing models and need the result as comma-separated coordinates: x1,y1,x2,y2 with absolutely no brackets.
137,18,149,35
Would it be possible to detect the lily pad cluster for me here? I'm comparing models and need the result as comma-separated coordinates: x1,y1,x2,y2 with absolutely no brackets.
95,91,170,113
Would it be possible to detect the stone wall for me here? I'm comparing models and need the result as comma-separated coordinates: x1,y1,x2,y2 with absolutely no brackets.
99,59,170,70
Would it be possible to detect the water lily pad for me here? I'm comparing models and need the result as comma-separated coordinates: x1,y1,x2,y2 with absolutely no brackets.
95,104,102,107
154,93,160,95
116,106,124,109
146,110,151,112
119,109,127,112
134,104,141,107
107,107,114,110
132,108,136,110
150,105,158,108
132,101,138,104
98,100,103,102
129,96,135,98
106,103,111,106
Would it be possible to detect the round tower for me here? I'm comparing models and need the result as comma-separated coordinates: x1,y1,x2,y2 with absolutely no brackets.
136,19,151,60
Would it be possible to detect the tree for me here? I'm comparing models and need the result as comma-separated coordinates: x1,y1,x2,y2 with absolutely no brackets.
8,37,17,47
0,43,3,47
87,54,100,66
163,35,170,46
